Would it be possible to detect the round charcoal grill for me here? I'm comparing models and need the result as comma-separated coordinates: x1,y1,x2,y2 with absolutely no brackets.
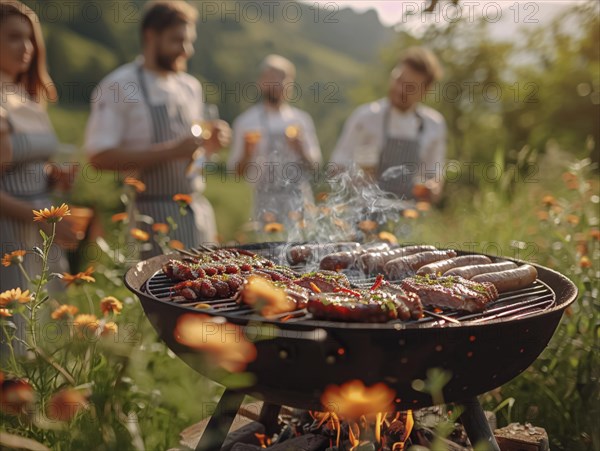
125,243,577,450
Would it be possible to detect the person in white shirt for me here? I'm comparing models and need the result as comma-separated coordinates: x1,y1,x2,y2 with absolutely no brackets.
85,1,229,254
330,47,446,203
227,55,322,229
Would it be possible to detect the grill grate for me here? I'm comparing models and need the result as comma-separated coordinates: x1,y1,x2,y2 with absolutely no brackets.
143,270,556,328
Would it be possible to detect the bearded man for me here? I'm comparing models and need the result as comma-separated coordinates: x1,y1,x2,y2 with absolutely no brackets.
85,1,229,254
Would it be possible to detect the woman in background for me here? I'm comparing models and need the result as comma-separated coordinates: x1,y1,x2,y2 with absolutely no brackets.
0,0,76,299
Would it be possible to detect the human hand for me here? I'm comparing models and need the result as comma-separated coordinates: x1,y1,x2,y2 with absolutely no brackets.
204,120,231,155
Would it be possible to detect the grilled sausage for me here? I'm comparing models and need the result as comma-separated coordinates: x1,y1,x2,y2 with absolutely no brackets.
360,245,438,275
416,254,493,276
443,261,517,279
384,250,458,280
471,264,538,293
287,242,360,265
319,243,390,272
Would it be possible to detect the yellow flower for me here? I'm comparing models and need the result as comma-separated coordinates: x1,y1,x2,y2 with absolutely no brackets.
111,212,128,223
415,201,431,212
168,239,185,250
403,209,419,219
46,388,89,422
73,314,100,337
61,266,95,287
101,322,118,337
32,203,71,223
0,288,32,306
130,228,150,242
264,222,285,233
100,296,123,316
378,231,398,245
566,215,580,225
124,176,146,193
358,220,378,232
579,256,592,268
51,304,79,320
542,195,557,207
152,223,169,234
172,193,192,205
2,250,26,267
0,308,12,317
320,380,396,419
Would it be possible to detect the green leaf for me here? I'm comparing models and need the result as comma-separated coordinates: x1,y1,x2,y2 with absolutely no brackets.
39,229,48,241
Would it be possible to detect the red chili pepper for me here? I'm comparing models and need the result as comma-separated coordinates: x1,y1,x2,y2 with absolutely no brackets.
370,274,385,291
333,286,362,298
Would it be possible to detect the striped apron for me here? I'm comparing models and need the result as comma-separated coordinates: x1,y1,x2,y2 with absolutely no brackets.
0,123,67,355
377,106,424,199
253,107,313,229
134,65,206,256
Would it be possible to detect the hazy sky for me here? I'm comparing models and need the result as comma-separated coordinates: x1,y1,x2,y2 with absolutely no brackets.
310,1,584,38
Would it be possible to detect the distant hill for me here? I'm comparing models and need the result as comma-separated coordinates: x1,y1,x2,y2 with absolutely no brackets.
23,0,394,153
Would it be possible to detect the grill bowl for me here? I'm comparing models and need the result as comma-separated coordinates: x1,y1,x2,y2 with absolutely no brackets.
125,248,577,411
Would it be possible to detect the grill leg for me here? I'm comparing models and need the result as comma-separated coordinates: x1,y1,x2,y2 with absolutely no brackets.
196,389,245,451
258,402,281,436
459,397,500,451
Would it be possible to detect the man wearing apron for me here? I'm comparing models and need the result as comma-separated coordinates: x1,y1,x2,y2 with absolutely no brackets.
330,47,446,203
227,55,322,232
85,1,229,256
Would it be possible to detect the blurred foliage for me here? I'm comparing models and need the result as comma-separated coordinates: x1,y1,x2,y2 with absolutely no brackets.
5,1,599,450
352,2,599,171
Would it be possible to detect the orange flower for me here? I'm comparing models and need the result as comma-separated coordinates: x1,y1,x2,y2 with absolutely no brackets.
579,256,592,268
264,222,285,233
321,380,396,419
172,193,192,205
101,322,118,337
124,176,146,193
378,231,398,245
415,201,431,212
152,223,169,234
73,314,100,338
2,250,26,267
0,288,32,306
100,296,123,316
590,229,600,241
239,275,296,318
358,220,378,232
169,239,185,250
536,210,549,221
403,209,419,219
566,215,580,225
0,378,35,416
174,313,257,373
0,308,12,317
61,266,95,287
542,195,557,207
51,304,79,320
47,388,90,422
111,212,128,223
316,192,329,202
32,203,71,223
130,228,150,242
